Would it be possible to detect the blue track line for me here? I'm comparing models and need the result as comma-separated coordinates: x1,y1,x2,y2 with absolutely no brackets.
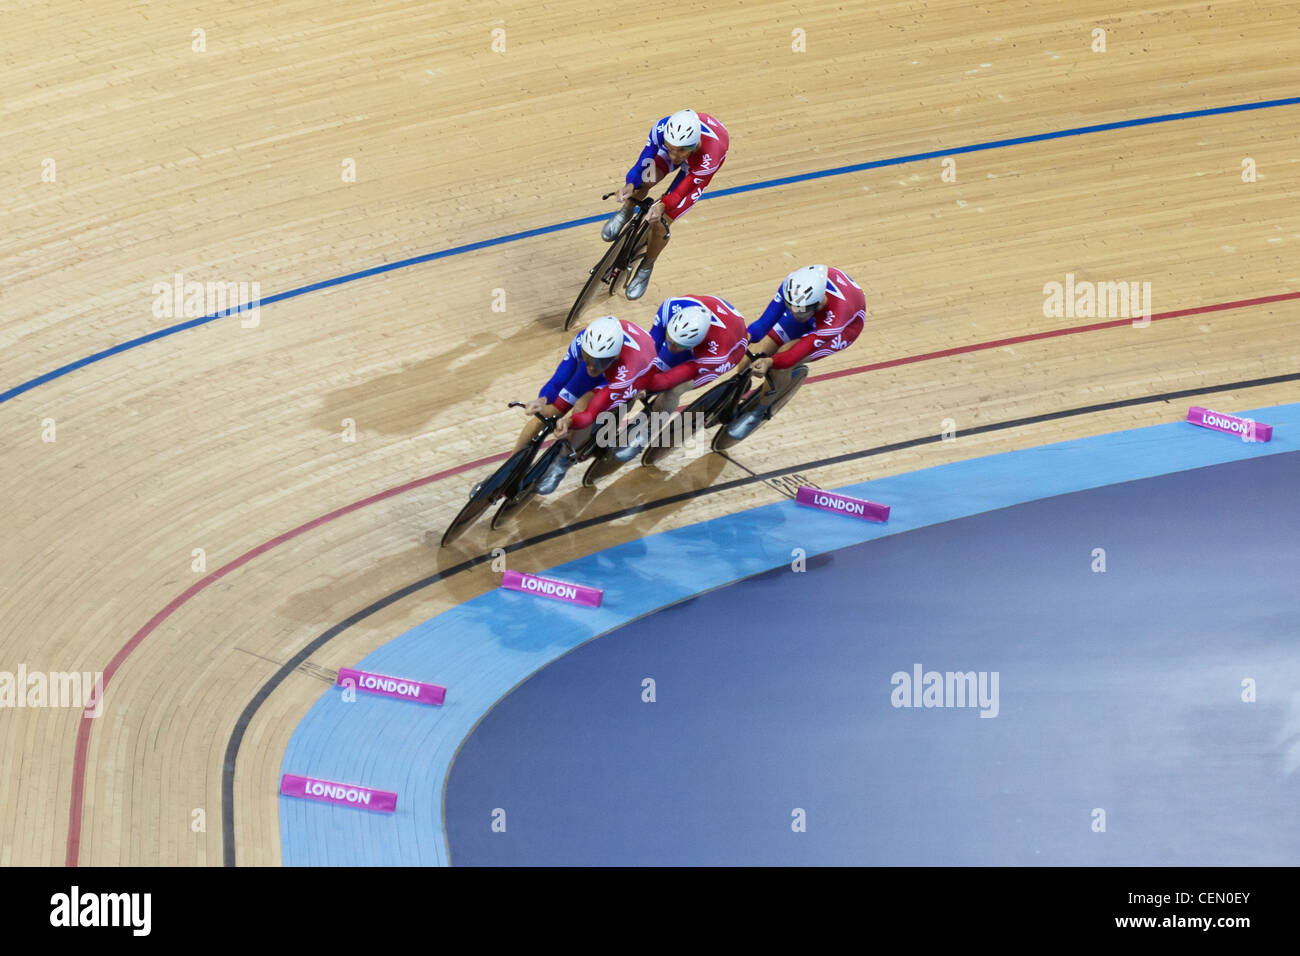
5,94,1298,408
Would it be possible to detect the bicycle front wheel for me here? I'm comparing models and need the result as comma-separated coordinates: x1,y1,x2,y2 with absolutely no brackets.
441,493,495,548
440,445,539,546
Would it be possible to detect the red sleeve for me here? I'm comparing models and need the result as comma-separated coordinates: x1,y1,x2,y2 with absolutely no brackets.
770,333,816,369
661,167,718,220
551,394,572,414
771,315,864,369
643,360,698,393
569,386,614,431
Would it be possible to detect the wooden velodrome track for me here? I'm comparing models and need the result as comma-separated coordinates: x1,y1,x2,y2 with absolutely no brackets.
2,0,1297,866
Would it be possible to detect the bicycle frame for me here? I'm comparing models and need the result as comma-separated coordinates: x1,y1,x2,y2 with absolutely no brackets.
565,194,672,329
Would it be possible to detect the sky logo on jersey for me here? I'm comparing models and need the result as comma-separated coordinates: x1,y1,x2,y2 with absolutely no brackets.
667,298,704,316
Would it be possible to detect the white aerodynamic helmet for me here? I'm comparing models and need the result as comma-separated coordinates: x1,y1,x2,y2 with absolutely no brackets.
666,305,711,349
663,109,702,148
783,264,829,315
581,315,624,361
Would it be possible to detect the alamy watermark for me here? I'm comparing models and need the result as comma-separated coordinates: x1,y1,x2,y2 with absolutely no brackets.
151,271,262,327
0,667,103,716
890,663,999,717
594,410,708,450
50,886,150,935
1043,272,1152,327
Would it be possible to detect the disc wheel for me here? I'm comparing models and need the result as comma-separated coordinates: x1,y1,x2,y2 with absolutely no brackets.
639,411,681,466
490,489,531,530
710,390,764,453
582,448,627,486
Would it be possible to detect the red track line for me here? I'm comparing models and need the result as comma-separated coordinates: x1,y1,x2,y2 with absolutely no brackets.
62,288,1297,865
807,291,1300,385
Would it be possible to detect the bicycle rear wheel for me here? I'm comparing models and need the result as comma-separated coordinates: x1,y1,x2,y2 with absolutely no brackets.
710,366,808,452
491,440,566,529
710,389,765,453
582,446,626,485
639,412,680,466
697,374,751,428
566,223,635,330
641,378,737,465
489,494,525,530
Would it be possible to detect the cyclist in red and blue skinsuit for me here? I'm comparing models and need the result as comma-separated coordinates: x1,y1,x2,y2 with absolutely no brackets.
607,294,749,461
600,109,730,301
519,315,657,493
726,265,867,439
644,294,749,394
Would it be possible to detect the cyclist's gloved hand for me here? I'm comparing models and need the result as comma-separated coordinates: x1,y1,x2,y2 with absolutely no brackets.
553,417,570,440
750,357,774,377
525,397,548,415
646,201,664,224
616,183,635,203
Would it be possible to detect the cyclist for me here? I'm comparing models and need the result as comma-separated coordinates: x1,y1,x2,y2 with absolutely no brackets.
520,315,658,494
600,108,730,301
725,264,867,440
614,295,750,461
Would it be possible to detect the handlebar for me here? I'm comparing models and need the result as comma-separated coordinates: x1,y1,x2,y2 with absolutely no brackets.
507,400,559,426
599,193,671,240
